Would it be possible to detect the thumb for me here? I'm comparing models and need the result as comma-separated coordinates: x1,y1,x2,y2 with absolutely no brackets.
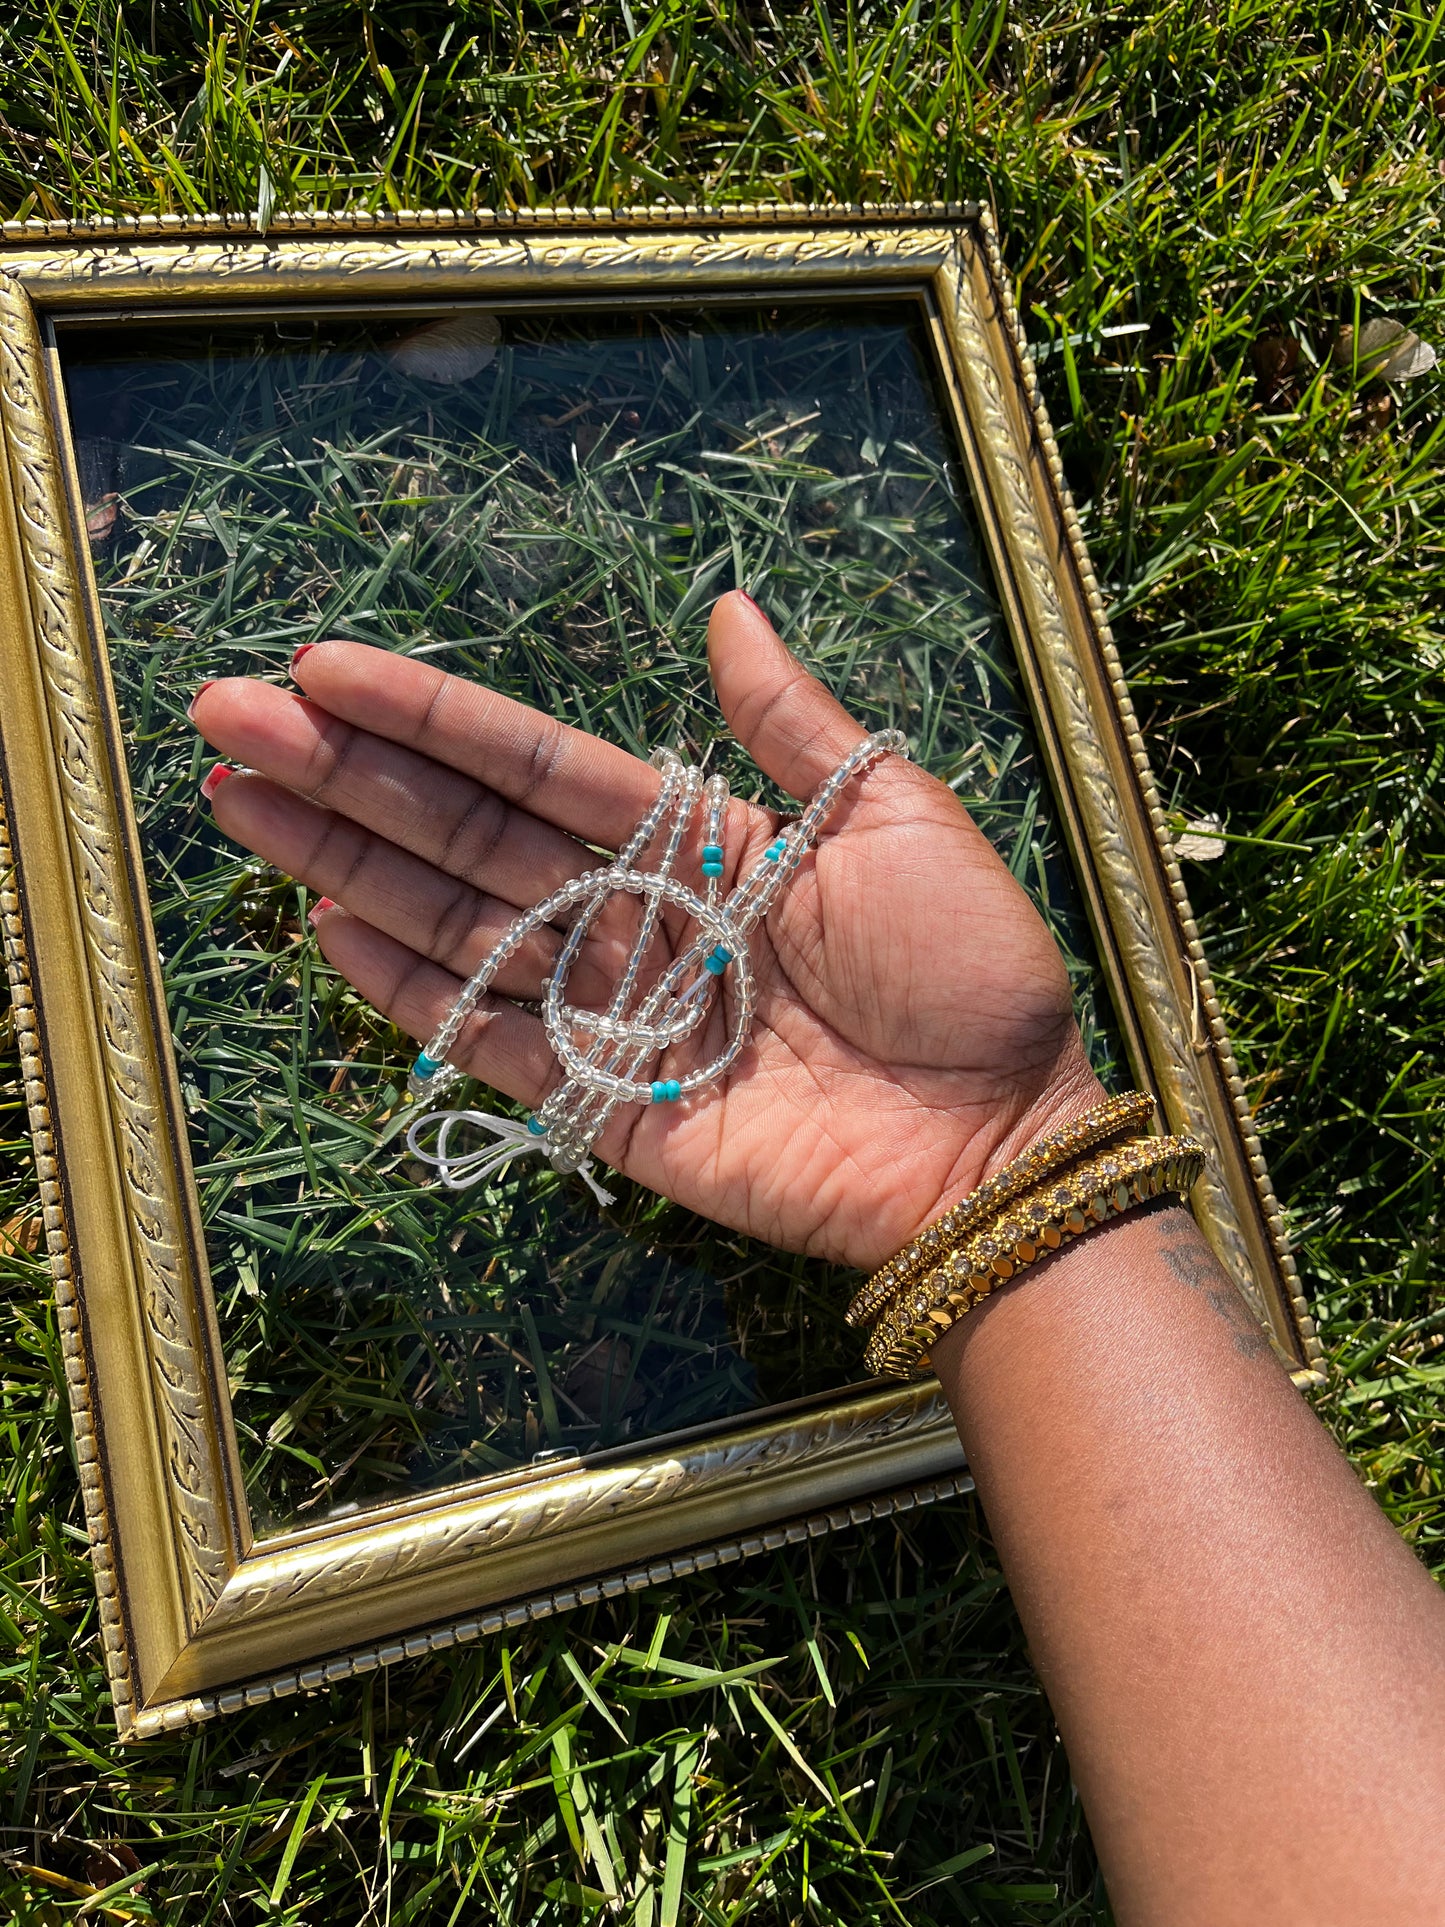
706,591,870,802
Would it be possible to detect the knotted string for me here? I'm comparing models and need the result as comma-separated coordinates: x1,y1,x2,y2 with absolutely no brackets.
406,1108,616,1206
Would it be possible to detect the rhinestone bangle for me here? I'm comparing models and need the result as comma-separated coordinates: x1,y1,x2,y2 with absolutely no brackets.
846,1090,1157,1330
862,1132,1206,1379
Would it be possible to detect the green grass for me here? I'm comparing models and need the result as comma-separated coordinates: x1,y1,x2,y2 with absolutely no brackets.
62,304,1117,1533
63,299,1114,1530
2,3,1443,1921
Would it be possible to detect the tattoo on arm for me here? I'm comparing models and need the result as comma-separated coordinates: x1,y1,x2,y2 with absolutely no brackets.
1156,1211,1271,1358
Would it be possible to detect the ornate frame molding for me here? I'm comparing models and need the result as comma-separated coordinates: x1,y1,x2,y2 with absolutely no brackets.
0,206,1320,1735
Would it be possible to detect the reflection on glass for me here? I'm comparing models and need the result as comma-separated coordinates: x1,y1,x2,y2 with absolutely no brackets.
59,301,1119,1532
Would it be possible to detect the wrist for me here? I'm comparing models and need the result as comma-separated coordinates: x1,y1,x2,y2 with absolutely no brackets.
852,1041,1113,1278
905,1044,1112,1247
855,1076,1196,1374
974,1047,1114,1190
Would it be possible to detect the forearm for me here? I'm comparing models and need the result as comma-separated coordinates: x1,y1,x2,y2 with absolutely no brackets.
932,1202,1445,1927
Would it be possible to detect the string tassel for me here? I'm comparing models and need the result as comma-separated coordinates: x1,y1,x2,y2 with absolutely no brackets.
405,1108,614,1206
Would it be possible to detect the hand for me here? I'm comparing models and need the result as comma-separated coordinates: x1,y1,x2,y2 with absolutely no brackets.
189,592,1103,1272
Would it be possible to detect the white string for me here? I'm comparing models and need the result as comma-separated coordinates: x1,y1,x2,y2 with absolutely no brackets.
405,1108,615,1206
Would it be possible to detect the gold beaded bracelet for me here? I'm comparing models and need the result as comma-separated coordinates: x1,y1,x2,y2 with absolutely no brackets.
845,1090,1157,1331
862,1132,1205,1380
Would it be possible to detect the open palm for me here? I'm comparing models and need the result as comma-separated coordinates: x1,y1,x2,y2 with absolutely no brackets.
192,593,1101,1272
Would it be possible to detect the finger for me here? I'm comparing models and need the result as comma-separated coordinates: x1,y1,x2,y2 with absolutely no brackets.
209,770,598,998
191,677,592,910
706,591,871,802
313,910,557,1109
289,641,662,850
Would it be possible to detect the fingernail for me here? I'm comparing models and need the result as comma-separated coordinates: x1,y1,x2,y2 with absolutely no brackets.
736,591,765,616
186,681,215,721
200,763,234,803
307,897,336,927
290,643,316,673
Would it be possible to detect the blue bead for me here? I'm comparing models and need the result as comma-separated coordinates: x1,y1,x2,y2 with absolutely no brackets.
765,840,784,863
651,1081,667,1103
702,843,724,861
704,953,726,974
666,1079,681,1101
526,1116,547,1136
713,945,733,963
702,860,724,877
413,1051,441,1077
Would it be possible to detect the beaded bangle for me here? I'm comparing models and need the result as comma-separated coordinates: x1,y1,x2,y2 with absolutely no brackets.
862,1132,1205,1379
845,1090,1156,1330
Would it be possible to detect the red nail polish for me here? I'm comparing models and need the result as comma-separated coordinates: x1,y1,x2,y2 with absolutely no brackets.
290,643,316,673
200,763,234,803
736,590,765,616
307,897,336,927
186,680,215,721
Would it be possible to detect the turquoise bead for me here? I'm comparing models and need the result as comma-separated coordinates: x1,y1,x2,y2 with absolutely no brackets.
667,1079,681,1101
651,1079,681,1103
764,837,786,862
526,1116,547,1136
651,1081,667,1103
702,859,724,877
702,843,724,861
413,1050,441,1077
704,944,731,975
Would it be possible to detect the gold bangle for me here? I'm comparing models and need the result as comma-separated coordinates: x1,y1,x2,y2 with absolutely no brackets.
863,1137,1149,1369
845,1090,1156,1330
863,1133,1205,1379
864,1134,1203,1375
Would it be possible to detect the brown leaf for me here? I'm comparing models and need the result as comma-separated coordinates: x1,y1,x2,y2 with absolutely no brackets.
386,311,501,385
76,437,121,545
1361,390,1395,436
0,1210,44,1255
1250,332,1300,405
83,1842,143,1890
563,1335,640,1421
1333,316,1438,382
86,494,119,542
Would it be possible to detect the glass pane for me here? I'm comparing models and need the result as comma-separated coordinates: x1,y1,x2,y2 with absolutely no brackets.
58,299,1122,1534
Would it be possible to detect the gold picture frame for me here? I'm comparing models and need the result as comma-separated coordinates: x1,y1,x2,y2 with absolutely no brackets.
0,203,1322,1737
